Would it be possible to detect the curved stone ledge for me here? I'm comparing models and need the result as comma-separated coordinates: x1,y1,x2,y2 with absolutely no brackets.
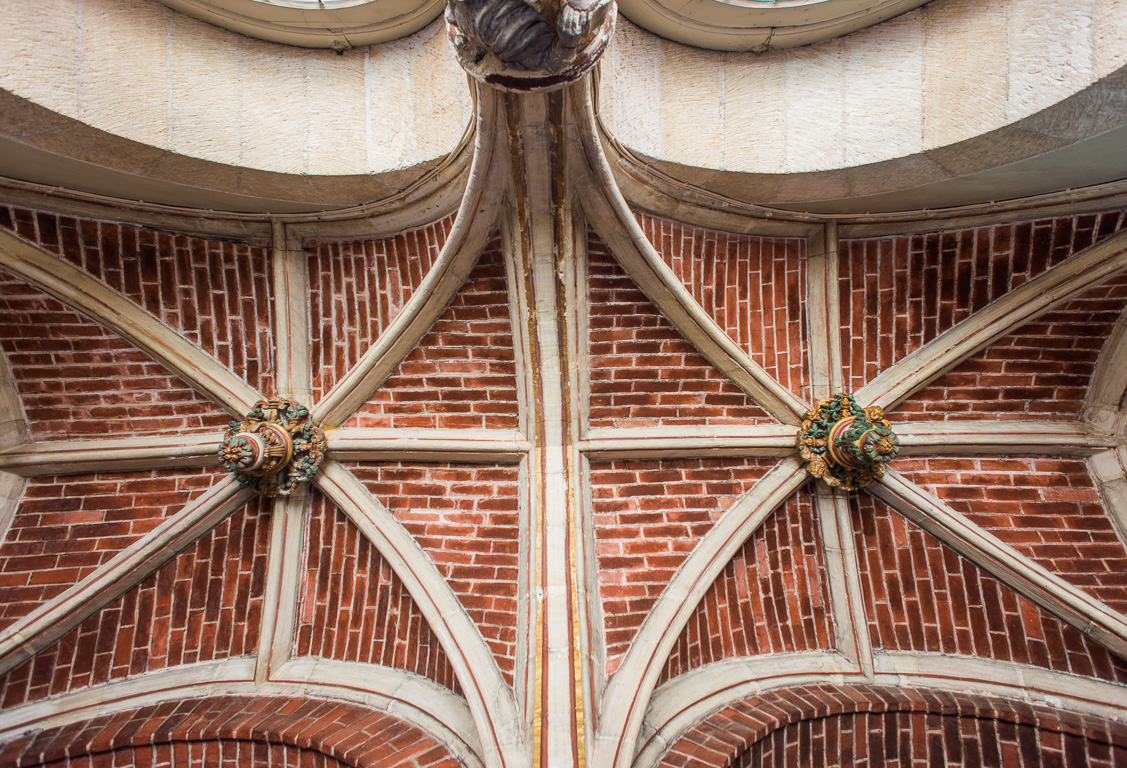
599,0,1127,177
603,64,1127,214
0,3,471,178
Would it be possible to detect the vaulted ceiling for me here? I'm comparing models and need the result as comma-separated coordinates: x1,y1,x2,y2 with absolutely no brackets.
0,1,1126,767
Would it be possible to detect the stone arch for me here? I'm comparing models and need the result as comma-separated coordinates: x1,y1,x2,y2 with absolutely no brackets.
654,684,1127,768
0,694,465,768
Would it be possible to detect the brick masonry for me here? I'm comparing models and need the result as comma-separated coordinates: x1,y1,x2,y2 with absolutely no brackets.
852,492,1127,684
735,710,1127,768
295,492,461,694
655,684,1127,768
838,210,1127,398
0,206,276,397
0,273,231,439
590,458,778,673
895,457,1127,613
0,467,222,631
896,271,1127,421
636,214,810,402
0,695,464,768
587,235,774,428
309,217,453,401
659,488,835,685
345,244,519,431
0,498,272,709
2,195,1127,765
33,741,348,767
350,463,520,687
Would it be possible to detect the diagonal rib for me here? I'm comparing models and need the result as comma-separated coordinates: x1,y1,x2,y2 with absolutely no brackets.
568,83,808,426
871,468,1127,660
0,228,262,416
313,460,524,768
0,476,252,677
594,457,809,768
858,229,1127,412
311,89,509,429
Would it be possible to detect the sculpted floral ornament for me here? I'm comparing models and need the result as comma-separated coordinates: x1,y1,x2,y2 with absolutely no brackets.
445,0,616,89
219,398,327,497
798,393,900,490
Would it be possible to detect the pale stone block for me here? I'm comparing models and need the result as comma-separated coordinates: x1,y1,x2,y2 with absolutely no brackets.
411,20,473,163
783,40,846,172
720,49,786,173
80,0,170,149
1093,0,1127,79
599,20,663,159
366,32,419,171
167,12,241,167
236,35,310,175
842,10,924,166
305,46,368,175
0,0,79,117
922,0,1007,150
659,40,724,170
1006,0,1094,123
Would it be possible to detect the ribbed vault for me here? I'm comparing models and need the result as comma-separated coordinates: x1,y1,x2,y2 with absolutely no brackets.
0,1,1125,767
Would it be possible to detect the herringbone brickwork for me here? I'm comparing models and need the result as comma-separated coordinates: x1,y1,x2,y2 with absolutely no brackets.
0,468,221,631
896,457,1127,612
295,493,461,693
346,245,519,430
0,499,272,709
352,463,520,687
590,458,777,673
838,210,1127,395
309,217,453,400
659,488,834,684
852,493,1127,683
0,274,229,439
587,235,772,428
896,271,1127,421
0,206,276,395
637,214,810,401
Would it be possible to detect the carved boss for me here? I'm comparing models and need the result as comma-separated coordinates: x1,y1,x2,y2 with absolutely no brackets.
446,0,616,88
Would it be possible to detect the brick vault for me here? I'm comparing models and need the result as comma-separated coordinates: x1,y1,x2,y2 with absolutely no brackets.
0,1,1126,767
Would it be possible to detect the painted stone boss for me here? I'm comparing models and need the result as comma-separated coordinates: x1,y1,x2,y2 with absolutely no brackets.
798,393,900,490
219,398,327,496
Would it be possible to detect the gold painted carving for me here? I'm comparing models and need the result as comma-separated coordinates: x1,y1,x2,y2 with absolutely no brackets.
219,398,326,497
798,393,899,491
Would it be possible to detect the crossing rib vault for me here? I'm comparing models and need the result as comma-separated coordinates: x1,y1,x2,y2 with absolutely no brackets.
0,0,1126,767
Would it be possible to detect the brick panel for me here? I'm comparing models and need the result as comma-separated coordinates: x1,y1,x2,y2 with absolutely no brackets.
0,467,222,632
636,214,810,401
587,235,772,428
736,710,1127,768
896,457,1127,613
295,492,461,694
0,695,464,768
346,245,519,430
0,274,230,440
839,210,1127,393
309,217,454,401
0,498,271,709
852,492,1127,684
35,741,347,768
660,488,834,684
895,271,1127,421
655,684,1127,768
590,458,778,673
0,206,275,395
352,463,520,687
